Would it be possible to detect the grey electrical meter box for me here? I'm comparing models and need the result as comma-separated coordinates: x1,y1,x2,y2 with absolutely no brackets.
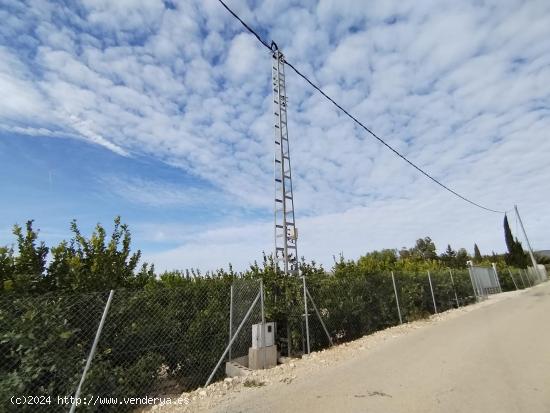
251,322,275,348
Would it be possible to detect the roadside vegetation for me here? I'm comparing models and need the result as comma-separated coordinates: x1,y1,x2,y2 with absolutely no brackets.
0,217,543,411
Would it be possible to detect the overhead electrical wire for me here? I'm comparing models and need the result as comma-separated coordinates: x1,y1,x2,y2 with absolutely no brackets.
216,0,271,50
216,0,506,214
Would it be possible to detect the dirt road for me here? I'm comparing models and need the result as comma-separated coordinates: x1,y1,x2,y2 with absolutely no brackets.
196,283,550,413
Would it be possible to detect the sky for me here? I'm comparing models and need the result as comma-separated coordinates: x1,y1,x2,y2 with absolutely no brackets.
0,0,549,272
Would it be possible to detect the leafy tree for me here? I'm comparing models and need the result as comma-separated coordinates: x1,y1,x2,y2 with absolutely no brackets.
473,244,482,263
534,253,550,265
10,221,48,293
398,247,412,260
357,249,398,272
440,244,457,267
503,214,515,253
44,217,154,291
503,215,528,268
0,217,155,295
1,220,519,410
456,248,470,268
398,237,438,263
0,246,14,291
412,237,437,260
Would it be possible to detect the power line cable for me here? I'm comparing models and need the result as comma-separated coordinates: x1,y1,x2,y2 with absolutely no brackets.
217,0,271,50
216,0,506,214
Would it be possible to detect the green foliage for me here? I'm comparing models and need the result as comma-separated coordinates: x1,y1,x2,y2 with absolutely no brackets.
440,244,456,267
455,248,470,268
401,237,437,260
357,249,398,272
0,220,527,411
474,244,482,263
9,221,49,293
0,292,109,411
46,217,149,291
0,280,234,412
302,265,476,352
1,217,154,295
503,214,529,268
503,214,514,253
0,218,156,411
534,253,550,265
0,247,14,292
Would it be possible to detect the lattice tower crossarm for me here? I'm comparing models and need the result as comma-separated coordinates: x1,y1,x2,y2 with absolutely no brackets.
272,49,298,276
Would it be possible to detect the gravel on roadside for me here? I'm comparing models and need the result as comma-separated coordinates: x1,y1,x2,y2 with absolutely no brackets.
143,288,527,413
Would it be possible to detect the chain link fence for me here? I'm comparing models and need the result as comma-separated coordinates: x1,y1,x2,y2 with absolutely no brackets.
1,281,237,412
0,268,533,411
0,291,110,412
302,270,477,352
228,279,263,363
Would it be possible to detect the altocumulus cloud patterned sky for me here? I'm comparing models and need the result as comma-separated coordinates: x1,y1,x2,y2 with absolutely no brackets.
0,0,549,272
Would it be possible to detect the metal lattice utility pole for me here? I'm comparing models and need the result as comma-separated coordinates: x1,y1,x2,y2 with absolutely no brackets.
272,47,298,276
272,45,310,353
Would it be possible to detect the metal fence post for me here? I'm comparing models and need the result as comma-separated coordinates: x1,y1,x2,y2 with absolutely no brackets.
228,284,233,361
260,279,266,369
206,291,261,387
531,266,541,284
518,268,526,288
532,269,539,285
305,286,333,346
522,269,529,286
467,264,478,300
515,205,543,281
391,271,403,324
286,323,292,357
302,272,310,355
427,271,438,314
507,269,518,290
70,290,114,413
449,269,460,308
492,263,502,293
523,269,533,287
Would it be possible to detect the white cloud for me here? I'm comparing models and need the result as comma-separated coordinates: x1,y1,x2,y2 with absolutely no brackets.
146,189,542,273
2,0,550,271
82,0,166,32
102,175,233,208
0,47,49,121
225,33,266,81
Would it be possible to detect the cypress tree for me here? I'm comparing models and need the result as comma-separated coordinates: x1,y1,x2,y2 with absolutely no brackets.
474,244,482,263
512,238,529,268
503,214,528,268
503,215,514,254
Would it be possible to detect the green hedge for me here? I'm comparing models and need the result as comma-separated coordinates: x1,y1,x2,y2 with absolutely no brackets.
0,266,499,412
